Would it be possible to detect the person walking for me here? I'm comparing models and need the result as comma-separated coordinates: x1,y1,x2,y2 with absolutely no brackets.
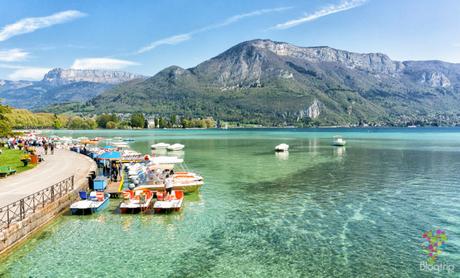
50,142,55,155
43,142,48,155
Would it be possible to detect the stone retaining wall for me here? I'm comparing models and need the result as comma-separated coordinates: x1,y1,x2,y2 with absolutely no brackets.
0,157,96,254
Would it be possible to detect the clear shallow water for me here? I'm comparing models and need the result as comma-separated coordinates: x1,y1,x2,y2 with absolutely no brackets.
1,128,460,277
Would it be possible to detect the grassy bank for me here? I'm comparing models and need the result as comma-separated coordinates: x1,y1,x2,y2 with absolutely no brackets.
0,148,36,174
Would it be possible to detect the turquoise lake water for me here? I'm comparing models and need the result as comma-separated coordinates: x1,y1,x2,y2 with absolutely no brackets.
1,128,459,277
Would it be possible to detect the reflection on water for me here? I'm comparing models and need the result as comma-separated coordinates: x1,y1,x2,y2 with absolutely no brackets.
334,146,346,157
1,129,460,277
275,151,289,160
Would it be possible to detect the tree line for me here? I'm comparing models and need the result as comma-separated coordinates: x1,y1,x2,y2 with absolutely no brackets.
0,102,216,132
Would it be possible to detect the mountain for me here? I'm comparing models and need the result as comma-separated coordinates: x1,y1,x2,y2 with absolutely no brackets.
0,68,144,110
64,40,460,126
42,68,141,85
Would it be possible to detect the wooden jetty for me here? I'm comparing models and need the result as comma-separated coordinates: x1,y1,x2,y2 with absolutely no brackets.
106,175,124,198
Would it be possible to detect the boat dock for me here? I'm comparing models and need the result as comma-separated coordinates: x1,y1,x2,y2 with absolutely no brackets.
106,175,124,198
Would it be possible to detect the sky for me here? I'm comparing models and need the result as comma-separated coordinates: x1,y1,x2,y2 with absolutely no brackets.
0,0,459,80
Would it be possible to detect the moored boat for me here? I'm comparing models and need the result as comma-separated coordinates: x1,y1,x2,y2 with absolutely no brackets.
137,171,204,193
167,143,185,151
148,156,184,170
333,136,346,146
70,191,110,215
275,143,289,152
120,189,155,213
151,142,171,149
153,190,184,212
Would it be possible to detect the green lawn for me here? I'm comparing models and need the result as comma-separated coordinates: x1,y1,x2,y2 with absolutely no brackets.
0,148,36,174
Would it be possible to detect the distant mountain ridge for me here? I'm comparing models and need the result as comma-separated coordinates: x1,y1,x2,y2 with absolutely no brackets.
81,39,460,126
42,68,143,85
0,68,144,110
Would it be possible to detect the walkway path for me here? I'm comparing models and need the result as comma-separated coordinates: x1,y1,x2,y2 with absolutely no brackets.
0,150,96,207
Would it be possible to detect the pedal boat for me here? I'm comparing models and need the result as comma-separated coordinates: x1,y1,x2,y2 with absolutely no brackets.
120,189,155,213
153,190,184,212
70,191,109,215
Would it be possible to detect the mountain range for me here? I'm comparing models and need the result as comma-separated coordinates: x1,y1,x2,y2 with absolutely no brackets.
0,68,144,110
4,39,460,126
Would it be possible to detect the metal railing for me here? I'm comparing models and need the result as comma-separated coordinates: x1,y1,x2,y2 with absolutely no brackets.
0,175,74,231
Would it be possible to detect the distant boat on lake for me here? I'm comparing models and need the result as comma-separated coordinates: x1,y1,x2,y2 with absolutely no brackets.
275,143,289,152
151,142,170,149
333,136,346,146
167,143,185,151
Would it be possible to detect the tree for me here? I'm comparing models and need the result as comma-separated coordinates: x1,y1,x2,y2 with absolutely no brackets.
106,121,117,129
0,102,12,137
171,115,177,126
130,113,145,128
67,116,97,129
52,114,62,129
158,117,166,128
96,113,119,128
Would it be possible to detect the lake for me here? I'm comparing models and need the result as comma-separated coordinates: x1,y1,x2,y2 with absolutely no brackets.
1,128,459,277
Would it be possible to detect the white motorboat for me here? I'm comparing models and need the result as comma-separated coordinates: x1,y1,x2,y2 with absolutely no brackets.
113,141,129,148
167,143,185,151
275,143,289,152
151,142,171,149
70,191,109,215
333,136,346,146
138,171,204,193
148,156,184,169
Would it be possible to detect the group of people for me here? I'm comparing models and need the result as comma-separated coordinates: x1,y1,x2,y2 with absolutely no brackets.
6,136,56,155
101,159,123,182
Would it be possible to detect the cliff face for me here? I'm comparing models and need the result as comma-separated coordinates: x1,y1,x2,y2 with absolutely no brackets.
42,68,143,85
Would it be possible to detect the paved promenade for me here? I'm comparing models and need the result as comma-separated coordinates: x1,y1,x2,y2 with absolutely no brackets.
0,150,96,207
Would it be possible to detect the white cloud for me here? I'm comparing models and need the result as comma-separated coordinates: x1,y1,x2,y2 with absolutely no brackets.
200,7,292,31
0,10,87,42
7,67,51,80
272,0,366,30
0,48,29,62
137,34,192,54
137,7,291,54
71,58,139,70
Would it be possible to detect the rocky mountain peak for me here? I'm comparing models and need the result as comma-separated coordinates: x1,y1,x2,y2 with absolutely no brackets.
42,68,143,85
244,39,404,75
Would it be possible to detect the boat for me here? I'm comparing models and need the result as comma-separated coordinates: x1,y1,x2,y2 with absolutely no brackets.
138,172,204,193
112,142,129,148
408,125,417,128
119,189,155,213
153,190,184,212
275,143,289,152
113,136,123,141
126,163,148,186
123,138,135,142
333,136,346,146
151,143,171,149
70,191,110,215
167,143,185,151
121,150,144,163
148,156,184,170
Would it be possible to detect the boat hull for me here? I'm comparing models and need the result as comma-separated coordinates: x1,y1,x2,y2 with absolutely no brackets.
137,181,203,193
70,197,109,215
119,198,154,214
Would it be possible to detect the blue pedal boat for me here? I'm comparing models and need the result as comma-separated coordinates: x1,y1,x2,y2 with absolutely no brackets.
70,191,110,215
